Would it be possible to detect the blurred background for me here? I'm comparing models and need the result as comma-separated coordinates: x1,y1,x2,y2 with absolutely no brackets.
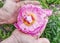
0,0,60,43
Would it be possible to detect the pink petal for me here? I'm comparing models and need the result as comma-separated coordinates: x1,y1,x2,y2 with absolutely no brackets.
14,4,52,36
44,9,52,16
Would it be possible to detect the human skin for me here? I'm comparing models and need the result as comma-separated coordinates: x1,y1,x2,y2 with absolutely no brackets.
1,29,50,43
0,0,50,43
0,0,44,37
0,0,40,24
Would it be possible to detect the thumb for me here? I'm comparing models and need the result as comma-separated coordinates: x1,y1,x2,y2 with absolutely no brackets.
16,1,40,8
37,38,50,43
5,0,20,3
2,0,19,14
0,21,7,24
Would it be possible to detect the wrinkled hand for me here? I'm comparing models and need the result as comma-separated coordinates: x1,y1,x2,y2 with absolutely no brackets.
0,0,45,38
0,0,40,24
0,0,50,43
1,29,50,43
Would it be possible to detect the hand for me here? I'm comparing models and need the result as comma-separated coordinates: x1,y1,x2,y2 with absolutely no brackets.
0,0,50,43
0,0,40,24
1,29,50,43
0,0,19,24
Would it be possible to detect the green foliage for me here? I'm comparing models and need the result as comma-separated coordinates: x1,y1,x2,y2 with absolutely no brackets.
38,0,60,8
38,0,60,43
41,14,60,43
38,0,60,4
38,0,49,8
0,24,15,40
0,0,60,43
0,1,4,8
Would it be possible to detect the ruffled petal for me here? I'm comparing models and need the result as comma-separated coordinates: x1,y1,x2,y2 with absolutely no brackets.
14,4,52,36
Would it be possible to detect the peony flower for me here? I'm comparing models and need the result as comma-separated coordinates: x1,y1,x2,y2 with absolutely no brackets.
14,4,52,36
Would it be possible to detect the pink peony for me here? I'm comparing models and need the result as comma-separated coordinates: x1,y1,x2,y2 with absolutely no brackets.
14,4,52,36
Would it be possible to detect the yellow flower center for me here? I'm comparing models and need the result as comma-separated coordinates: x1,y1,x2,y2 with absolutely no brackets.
22,14,36,26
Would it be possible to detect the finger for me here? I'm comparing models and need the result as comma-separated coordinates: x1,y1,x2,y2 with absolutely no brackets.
0,18,17,24
23,0,37,1
12,29,36,43
16,1,41,8
5,0,20,3
23,1,40,5
2,0,19,14
12,30,50,43
0,21,7,24
15,0,20,2
37,38,50,43
39,17,48,37
11,0,20,3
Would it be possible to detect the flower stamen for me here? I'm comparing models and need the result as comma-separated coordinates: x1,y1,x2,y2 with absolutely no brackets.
23,14,35,26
